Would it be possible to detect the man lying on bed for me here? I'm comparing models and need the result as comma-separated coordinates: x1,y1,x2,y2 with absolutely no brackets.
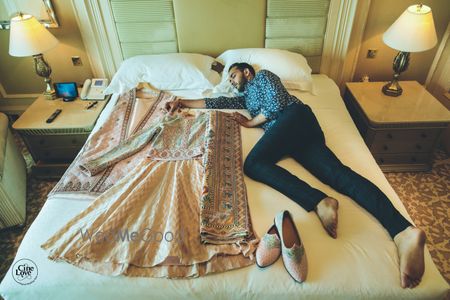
164,62,426,289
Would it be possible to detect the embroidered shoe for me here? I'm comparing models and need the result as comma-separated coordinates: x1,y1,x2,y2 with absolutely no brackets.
275,210,308,283
255,224,281,268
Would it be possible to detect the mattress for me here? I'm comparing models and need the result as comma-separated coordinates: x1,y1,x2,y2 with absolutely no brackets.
1,75,448,299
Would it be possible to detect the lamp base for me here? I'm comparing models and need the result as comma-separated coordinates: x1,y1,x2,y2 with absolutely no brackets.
382,80,403,97
43,77,57,100
43,90,57,100
382,51,409,97
33,54,57,100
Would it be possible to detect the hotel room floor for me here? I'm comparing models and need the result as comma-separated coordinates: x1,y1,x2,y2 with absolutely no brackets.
1,136,449,289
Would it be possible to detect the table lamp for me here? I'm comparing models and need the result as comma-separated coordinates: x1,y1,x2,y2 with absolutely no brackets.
9,14,59,100
382,4,437,97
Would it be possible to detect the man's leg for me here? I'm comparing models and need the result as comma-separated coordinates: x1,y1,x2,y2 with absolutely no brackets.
290,142,411,237
277,103,411,237
243,104,328,211
290,141,425,288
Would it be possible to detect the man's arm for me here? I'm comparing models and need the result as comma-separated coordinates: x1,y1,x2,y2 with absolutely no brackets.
179,99,205,108
204,96,246,109
165,98,205,114
165,96,245,114
233,112,267,128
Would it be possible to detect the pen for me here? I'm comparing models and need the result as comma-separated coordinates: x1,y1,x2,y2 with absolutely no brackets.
86,101,98,110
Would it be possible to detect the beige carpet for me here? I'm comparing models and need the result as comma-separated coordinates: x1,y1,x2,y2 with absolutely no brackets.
0,142,449,287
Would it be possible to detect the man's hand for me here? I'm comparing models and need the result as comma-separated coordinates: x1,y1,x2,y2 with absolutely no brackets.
232,112,253,128
164,98,206,115
164,98,183,115
232,112,268,128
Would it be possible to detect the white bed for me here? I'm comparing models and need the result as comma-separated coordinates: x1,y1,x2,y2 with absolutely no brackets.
0,75,448,299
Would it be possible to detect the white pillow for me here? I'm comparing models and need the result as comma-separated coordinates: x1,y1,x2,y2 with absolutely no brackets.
104,53,222,94
214,48,313,93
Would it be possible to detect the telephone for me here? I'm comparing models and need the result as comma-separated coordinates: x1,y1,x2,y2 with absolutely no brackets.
80,78,109,100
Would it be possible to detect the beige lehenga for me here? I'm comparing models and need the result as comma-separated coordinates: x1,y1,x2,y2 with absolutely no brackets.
41,91,258,279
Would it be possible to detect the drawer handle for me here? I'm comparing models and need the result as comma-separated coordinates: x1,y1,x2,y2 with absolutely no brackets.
421,133,427,138
386,133,393,139
383,145,389,151
416,144,422,150
379,157,384,164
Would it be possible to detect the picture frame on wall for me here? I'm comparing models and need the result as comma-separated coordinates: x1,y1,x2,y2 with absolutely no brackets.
0,0,59,29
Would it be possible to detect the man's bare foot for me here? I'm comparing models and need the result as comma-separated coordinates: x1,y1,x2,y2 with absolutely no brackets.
315,197,339,238
394,226,426,288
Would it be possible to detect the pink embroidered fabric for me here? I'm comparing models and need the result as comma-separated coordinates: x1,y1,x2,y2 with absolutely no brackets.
78,113,207,177
42,90,259,278
50,90,172,196
200,112,257,252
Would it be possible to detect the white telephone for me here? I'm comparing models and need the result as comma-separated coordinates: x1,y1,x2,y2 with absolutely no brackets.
80,78,109,100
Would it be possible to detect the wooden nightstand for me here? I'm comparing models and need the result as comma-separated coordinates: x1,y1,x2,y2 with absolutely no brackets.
344,81,450,172
13,93,108,178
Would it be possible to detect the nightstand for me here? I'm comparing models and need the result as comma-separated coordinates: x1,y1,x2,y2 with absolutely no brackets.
13,93,108,178
344,81,450,172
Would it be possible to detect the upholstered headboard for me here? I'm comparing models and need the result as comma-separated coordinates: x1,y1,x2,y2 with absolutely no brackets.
110,0,178,58
102,0,328,73
73,0,361,86
265,0,330,72
173,0,266,57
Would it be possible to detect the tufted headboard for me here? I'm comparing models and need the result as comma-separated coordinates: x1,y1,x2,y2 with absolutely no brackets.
73,0,361,86
265,0,330,73
173,0,266,58
110,0,178,58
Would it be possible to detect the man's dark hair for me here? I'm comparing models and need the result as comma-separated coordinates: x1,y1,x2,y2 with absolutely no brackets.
228,62,255,76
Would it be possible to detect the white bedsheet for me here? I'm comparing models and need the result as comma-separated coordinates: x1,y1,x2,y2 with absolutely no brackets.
1,75,448,299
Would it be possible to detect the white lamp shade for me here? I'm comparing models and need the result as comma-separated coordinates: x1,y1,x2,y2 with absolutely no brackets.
383,4,437,52
9,14,59,57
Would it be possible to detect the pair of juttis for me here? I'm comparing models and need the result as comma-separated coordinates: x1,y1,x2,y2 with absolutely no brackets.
41,90,258,278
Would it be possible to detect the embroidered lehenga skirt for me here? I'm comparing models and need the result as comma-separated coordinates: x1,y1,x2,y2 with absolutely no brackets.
41,91,258,278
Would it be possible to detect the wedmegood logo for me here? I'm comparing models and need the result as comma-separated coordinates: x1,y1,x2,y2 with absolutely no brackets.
11,258,38,285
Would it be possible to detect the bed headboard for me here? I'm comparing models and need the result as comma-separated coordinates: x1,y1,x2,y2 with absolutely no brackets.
265,0,330,73
110,0,178,58
173,0,266,58
73,0,362,87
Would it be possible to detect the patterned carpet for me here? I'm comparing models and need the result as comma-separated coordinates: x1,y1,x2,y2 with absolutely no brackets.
0,143,449,288
385,149,450,285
